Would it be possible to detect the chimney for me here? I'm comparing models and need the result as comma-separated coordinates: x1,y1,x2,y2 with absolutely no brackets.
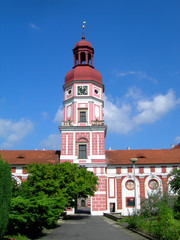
127,147,130,150
43,148,46,151
109,147,111,150
171,144,175,149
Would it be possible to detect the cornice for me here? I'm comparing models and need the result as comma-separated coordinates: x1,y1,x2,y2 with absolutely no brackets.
63,96,104,107
59,125,107,135
63,80,104,91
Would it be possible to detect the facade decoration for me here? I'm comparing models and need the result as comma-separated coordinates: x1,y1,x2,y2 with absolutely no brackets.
1,27,180,215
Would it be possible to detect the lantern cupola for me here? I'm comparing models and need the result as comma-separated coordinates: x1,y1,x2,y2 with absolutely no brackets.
64,25,103,86
73,24,94,68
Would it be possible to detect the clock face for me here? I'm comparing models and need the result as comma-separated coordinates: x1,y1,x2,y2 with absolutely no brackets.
77,86,88,95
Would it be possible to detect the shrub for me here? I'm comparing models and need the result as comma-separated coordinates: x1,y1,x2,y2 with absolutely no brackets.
127,213,144,229
141,188,176,217
173,195,180,219
7,196,67,238
0,156,12,239
149,203,179,240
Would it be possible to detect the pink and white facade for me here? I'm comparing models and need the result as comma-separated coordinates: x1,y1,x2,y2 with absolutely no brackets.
1,30,180,216
59,31,107,215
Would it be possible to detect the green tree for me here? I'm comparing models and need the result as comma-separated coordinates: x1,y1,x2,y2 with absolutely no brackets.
0,155,12,239
8,162,98,238
150,202,179,240
8,196,67,238
169,169,180,219
21,162,98,207
169,168,180,195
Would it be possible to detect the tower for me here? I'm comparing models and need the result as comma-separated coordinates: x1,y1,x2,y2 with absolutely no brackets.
59,26,107,215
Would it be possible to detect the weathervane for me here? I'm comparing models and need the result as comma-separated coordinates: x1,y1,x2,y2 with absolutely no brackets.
82,21,86,40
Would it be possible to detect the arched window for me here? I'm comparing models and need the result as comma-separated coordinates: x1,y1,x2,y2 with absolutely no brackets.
88,53,91,65
76,54,78,65
81,199,86,207
79,145,87,159
77,137,88,159
80,52,86,64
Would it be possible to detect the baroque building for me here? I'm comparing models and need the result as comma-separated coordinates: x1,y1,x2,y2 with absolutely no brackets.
1,29,180,216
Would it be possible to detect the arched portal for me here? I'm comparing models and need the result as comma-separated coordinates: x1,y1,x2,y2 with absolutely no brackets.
75,197,91,214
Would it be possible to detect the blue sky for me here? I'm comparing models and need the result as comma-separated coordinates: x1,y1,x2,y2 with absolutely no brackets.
0,0,180,150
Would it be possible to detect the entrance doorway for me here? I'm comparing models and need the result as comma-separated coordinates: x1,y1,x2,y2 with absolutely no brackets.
81,199,86,207
75,197,91,214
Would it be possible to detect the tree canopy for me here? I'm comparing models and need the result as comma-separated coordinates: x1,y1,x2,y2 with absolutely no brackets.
169,168,180,195
21,162,98,207
0,155,12,239
8,162,98,238
169,168,180,219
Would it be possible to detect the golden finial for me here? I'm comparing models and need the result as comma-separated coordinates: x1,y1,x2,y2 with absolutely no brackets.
82,21,86,29
82,21,86,39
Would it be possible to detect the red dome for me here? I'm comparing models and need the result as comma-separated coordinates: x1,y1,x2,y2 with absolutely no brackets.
74,39,92,49
65,66,102,85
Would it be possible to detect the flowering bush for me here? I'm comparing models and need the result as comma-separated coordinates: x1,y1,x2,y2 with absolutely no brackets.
140,188,176,218
149,203,179,240
127,213,146,230
127,203,179,240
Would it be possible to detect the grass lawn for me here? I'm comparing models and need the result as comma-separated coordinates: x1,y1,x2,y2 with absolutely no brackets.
117,216,129,223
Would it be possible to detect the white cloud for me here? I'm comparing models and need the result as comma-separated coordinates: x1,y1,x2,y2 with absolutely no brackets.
40,133,60,150
175,136,180,143
116,71,158,84
117,71,137,77
0,118,34,148
125,86,142,99
29,23,40,30
134,89,180,124
38,106,63,150
104,89,180,134
104,94,133,134
41,112,49,119
54,105,64,123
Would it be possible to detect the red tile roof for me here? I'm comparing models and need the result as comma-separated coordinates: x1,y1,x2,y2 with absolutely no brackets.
105,146,180,165
0,150,60,165
173,143,180,149
0,144,180,166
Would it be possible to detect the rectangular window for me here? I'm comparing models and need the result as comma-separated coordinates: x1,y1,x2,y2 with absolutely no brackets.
80,111,86,122
79,144,87,159
126,197,135,207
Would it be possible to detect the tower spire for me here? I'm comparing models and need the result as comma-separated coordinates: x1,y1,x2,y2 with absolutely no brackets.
82,21,86,40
